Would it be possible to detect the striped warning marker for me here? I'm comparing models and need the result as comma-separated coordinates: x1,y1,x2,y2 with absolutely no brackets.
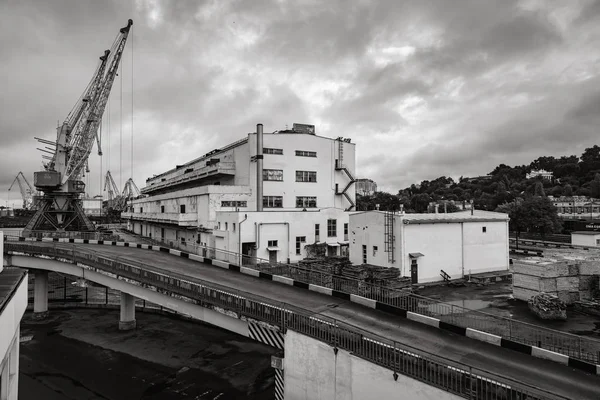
274,369,284,400
248,321,285,350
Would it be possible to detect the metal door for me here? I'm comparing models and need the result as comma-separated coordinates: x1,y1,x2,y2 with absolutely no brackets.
411,260,418,284
269,250,278,264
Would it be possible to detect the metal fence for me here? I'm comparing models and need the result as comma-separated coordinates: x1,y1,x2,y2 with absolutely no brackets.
6,242,568,400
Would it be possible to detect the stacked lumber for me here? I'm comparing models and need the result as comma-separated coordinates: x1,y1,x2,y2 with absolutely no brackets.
528,292,567,320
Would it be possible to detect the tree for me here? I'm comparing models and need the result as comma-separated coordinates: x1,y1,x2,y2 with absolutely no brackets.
591,173,600,199
411,193,431,213
496,196,561,239
533,181,545,197
581,145,600,173
563,184,573,197
550,185,563,197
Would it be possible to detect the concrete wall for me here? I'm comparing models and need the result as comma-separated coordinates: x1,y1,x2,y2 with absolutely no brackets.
572,233,600,247
349,212,390,268
0,232,3,274
217,208,350,262
0,272,26,400
284,330,461,400
462,221,509,276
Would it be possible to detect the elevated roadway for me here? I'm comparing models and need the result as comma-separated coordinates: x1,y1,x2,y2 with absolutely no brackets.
6,241,600,399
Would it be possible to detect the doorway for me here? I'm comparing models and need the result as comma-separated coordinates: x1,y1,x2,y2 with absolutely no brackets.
269,250,278,264
410,259,418,284
242,243,256,265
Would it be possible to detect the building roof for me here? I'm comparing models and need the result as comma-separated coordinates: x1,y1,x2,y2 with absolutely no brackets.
571,231,600,236
0,267,26,315
351,209,509,224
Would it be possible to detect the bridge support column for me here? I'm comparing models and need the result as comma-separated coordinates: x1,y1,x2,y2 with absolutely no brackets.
33,270,49,320
119,292,136,331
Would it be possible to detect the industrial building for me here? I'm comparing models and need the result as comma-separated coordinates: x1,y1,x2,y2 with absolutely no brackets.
355,178,377,196
349,210,510,283
123,124,356,262
0,232,27,400
571,231,600,247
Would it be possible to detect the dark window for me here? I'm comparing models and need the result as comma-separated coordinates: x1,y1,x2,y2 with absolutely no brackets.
482,227,487,233
315,224,320,241
362,245,367,264
180,204,186,213
327,219,337,237
373,246,378,256
295,150,317,157
344,223,348,241
296,236,306,255
268,240,278,247
140,207,143,213
161,205,165,213
232,223,236,232
296,170,317,182
225,222,228,230
263,196,283,208
221,201,248,207
263,169,283,181
264,148,283,155
296,196,317,208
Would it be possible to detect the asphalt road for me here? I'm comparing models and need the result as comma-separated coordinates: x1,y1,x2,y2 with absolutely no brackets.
20,241,600,399
19,309,277,400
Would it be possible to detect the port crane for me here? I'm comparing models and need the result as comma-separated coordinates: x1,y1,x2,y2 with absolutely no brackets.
8,171,36,210
24,19,133,235
103,171,141,212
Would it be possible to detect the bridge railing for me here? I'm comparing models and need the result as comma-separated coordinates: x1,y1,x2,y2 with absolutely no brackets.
5,242,568,400
6,235,600,365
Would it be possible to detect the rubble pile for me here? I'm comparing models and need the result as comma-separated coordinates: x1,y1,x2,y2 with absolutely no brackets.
528,292,567,320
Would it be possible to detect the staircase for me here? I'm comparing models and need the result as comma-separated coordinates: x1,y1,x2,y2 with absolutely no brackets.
440,270,451,282
335,139,356,211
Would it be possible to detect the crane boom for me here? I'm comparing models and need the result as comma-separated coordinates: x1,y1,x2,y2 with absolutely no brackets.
25,19,133,236
8,172,35,209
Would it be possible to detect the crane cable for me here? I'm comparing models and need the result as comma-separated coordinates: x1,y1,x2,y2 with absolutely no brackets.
131,25,134,182
120,55,123,190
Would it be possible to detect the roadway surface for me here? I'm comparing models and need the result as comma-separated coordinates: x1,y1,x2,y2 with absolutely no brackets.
12,241,600,400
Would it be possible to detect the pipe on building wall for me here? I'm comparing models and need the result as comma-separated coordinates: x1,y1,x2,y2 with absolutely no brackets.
256,123,264,212
460,222,465,278
238,213,248,265
256,222,290,263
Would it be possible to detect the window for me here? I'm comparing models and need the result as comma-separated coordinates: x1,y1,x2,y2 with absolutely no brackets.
268,240,278,247
344,223,348,241
482,226,487,233
218,222,221,229
225,222,228,230
263,196,283,208
327,219,337,237
180,204,186,213
315,224,320,242
296,170,317,182
362,245,367,264
233,223,236,232
263,169,283,181
221,201,248,207
596,239,600,246
264,148,283,155
373,246,378,257
161,205,165,213
295,150,317,157
296,236,306,255
140,207,143,213
296,196,317,208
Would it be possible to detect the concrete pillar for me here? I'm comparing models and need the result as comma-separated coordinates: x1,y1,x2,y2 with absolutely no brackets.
33,270,49,320
119,292,136,331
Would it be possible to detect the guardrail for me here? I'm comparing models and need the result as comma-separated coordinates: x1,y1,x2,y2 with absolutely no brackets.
6,242,568,400
509,238,595,251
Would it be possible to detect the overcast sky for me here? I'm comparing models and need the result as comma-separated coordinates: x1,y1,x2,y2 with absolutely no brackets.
2,0,600,207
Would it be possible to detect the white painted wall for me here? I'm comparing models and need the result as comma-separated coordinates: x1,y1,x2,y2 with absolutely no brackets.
0,232,3,274
284,330,461,400
0,273,26,400
349,212,509,283
571,233,600,247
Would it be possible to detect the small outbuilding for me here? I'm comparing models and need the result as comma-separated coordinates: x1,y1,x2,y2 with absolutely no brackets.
571,231,600,247
349,210,510,284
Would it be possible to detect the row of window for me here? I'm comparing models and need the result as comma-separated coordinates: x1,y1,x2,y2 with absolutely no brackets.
263,148,317,157
263,169,317,182
221,200,248,208
262,196,318,208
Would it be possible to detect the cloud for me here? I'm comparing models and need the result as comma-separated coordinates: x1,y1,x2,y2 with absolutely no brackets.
1,0,599,206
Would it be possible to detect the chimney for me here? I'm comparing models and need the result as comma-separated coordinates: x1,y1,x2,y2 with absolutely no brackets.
256,124,264,212
399,204,404,214
434,204,439,214
470,200,474,215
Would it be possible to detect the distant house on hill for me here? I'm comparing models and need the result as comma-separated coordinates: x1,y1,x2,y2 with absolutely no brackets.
526,169,553,180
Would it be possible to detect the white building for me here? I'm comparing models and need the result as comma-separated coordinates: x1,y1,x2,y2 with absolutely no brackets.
0,232,27,400
349,210,510,284
571,231,600,247
82,196,103,217
355,178,377,196
123,124,356,262
526,169,553,180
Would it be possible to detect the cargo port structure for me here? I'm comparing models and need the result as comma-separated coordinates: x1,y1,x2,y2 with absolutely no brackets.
23,20,133,236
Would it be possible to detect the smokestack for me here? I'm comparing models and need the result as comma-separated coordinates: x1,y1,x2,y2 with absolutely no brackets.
256,123,264,212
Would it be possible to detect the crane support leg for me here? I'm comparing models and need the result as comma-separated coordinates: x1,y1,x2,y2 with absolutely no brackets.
23,194,95,237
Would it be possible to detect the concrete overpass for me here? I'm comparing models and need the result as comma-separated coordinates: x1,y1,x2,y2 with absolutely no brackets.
3,238,600,399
